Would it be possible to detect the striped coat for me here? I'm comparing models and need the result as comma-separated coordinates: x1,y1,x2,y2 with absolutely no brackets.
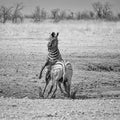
47,37,62,63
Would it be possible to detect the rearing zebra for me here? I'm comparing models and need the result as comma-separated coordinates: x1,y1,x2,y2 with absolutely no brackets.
39,32,73,98
39,32,63,79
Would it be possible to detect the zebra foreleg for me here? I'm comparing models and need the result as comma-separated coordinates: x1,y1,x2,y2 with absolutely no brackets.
42,71,50,97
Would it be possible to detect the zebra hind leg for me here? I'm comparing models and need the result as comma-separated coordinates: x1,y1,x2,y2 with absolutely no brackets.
58,82,64,94
51,82,57,98
47,79,58,98
63,79,71,98
58,78,67,96
46,84,53,98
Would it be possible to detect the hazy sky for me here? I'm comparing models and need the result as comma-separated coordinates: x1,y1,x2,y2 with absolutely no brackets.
0,0,120,14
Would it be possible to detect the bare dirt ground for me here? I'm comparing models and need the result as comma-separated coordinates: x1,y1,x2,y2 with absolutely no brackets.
0,98,120,120
0,20,120,119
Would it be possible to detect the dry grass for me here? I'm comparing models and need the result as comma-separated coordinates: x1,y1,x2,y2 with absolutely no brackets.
0,20,120,99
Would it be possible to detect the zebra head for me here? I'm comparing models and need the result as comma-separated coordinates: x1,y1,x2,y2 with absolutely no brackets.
48,32,59,48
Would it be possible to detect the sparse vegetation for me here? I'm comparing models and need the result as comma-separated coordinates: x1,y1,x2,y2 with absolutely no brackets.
0,6,13,23
51,8,60,22
79,11,91,20
0,1,120,119
32,6,41,22
0,21,119,99
85,63,120,72
12,3,24,23
0,1,120,23
32,6,47,22
92,1,113,20
118,13,120,19
59,10,67,20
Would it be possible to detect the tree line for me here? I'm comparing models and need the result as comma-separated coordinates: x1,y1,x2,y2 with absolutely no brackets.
0,2,120,23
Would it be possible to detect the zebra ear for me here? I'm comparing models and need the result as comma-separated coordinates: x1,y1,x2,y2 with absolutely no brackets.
56,32,59,37
51,32,55,37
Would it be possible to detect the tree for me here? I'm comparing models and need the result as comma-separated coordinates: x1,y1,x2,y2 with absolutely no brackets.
92,1,113,19
33,6,41,22
67,11,74,19
102,2,113,19
40,8,47,20
0,6,13,23
118,13,120,19
0,8,2,22
32,7,47,22
12,3,24,23
51,8,60,19
80,11,90,19
89,11,94,19
92,1,103,19
76,12,81,20
59,10,66,20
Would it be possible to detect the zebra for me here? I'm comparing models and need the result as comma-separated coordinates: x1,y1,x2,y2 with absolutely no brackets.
39,32,63,79
42,61,73,98
39,32,73,98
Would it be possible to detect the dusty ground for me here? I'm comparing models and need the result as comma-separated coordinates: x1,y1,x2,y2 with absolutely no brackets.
0,20,120,119
0,98,120,120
